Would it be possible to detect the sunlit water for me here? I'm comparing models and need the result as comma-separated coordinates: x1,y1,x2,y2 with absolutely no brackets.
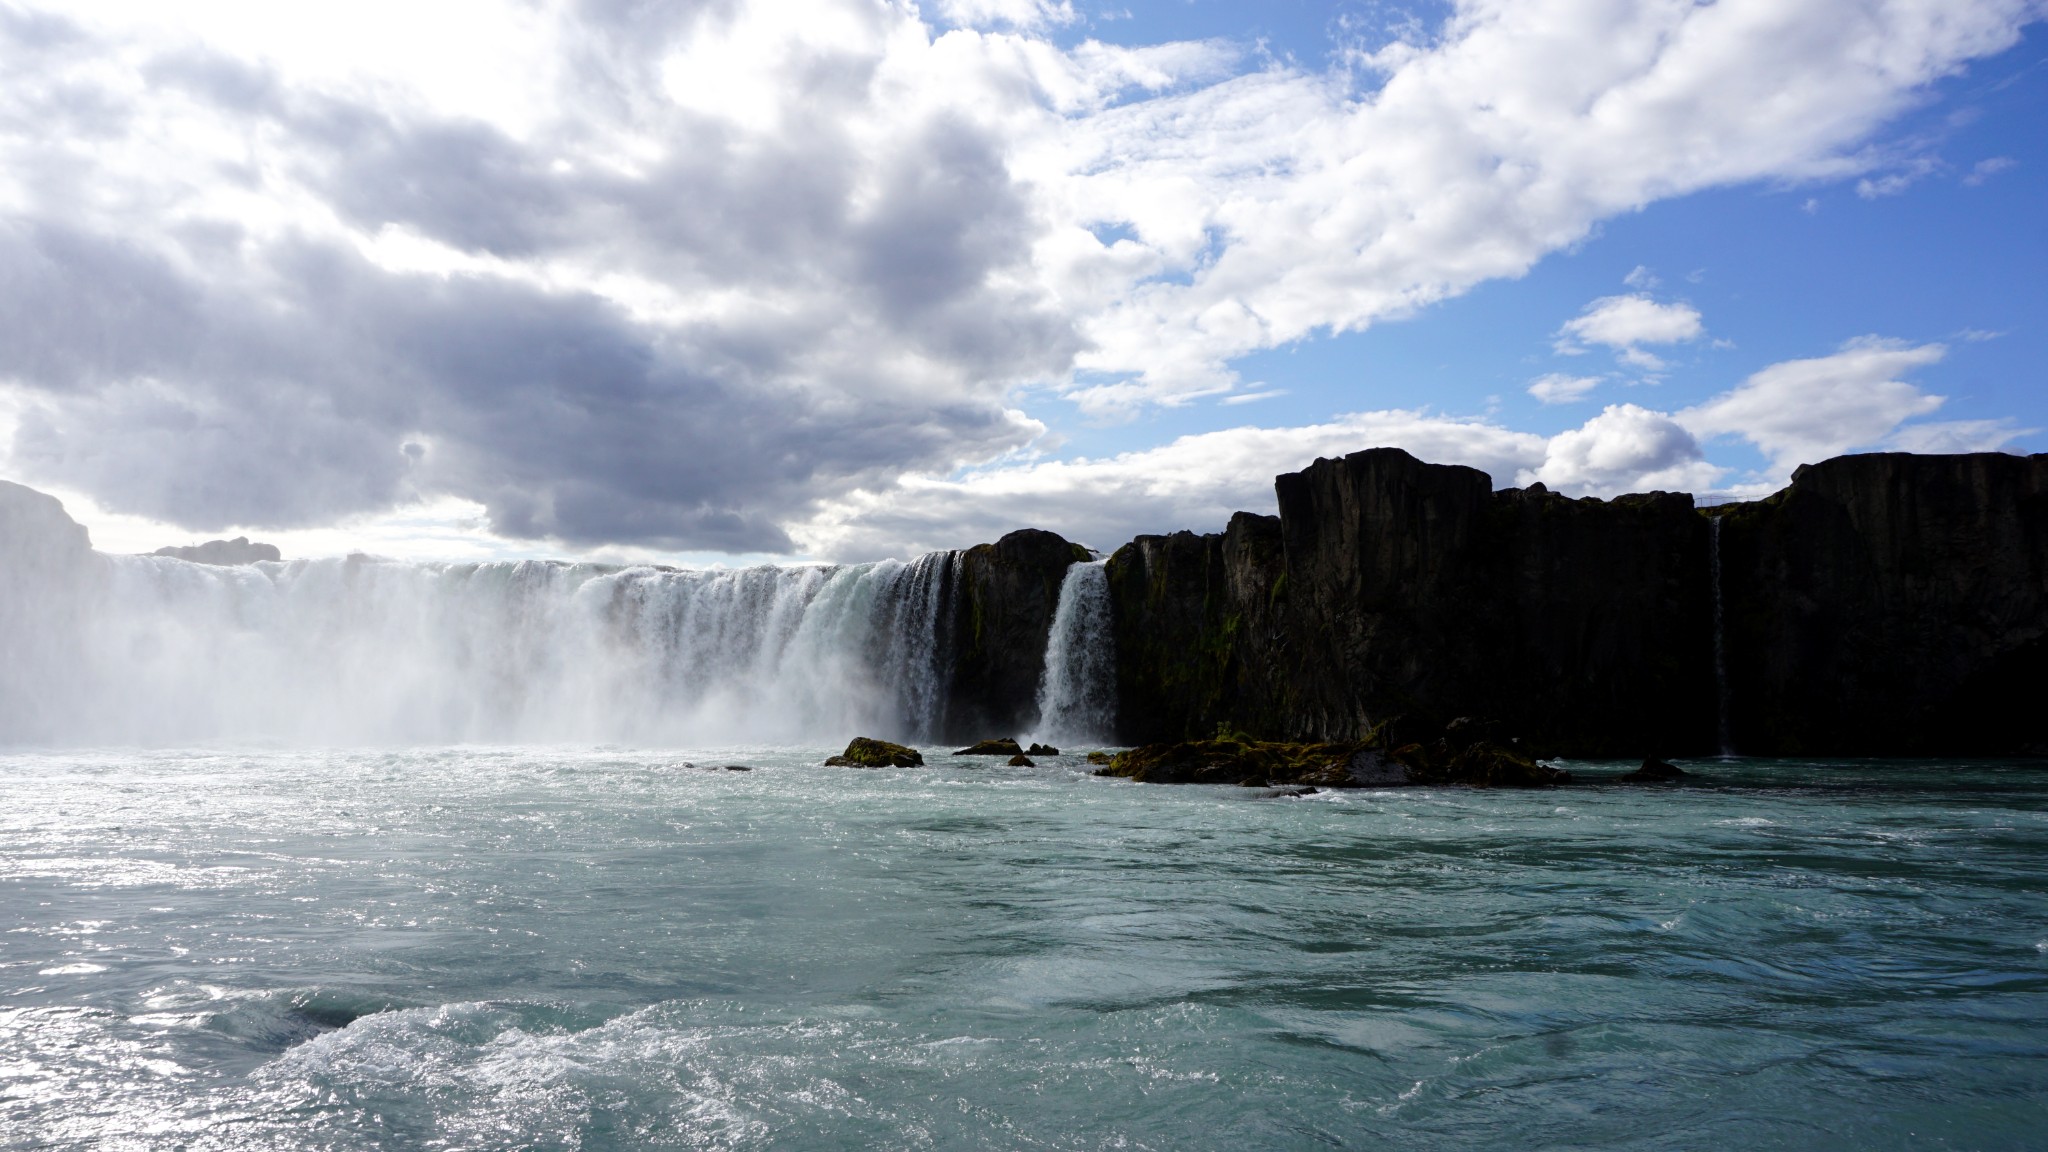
4,750,2046,1150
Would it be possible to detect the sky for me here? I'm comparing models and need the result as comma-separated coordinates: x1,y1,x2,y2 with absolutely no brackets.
0,0,2042,563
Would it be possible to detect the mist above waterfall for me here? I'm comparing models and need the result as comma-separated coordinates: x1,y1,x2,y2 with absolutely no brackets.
7,547,968,748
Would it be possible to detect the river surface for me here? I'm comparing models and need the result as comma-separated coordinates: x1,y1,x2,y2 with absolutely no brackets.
3,749,2046,1150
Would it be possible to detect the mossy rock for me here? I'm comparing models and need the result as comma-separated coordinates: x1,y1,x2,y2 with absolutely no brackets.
1095,721,1569,789
1085,751,1113,765
1007,754,1034,767
825,737,924,768
955,738,1023,756
1025,743,1058,756
1095,737,1380,787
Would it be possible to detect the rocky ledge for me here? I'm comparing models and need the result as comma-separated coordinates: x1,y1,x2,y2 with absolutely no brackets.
954,738,1059,756
1095,719,1570,789
824,737,924,768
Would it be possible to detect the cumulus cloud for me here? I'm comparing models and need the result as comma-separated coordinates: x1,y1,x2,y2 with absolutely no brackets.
1054,0,2036,401
1680,337,1948,475
1555,295,1704,369
0,0,2037,556
1526,373,1603,405
0,2,1073,550
1528,403,1721,495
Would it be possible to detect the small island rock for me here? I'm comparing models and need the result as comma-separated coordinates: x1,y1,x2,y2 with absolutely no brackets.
1620,758,1688,782
1096,719,1569,789
825,737,924,768
955,738,1024,756
1026,743,1058,756
1007,754,1034,767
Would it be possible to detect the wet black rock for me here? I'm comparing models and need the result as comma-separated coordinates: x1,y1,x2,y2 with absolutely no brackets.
1006,754,1034,767
941,530,1091,742
1101,447,2048,758
1096,719,1568,789
825,738,923,768
955,738,1023,756
1616,758,1686,782
1026,743,1058,756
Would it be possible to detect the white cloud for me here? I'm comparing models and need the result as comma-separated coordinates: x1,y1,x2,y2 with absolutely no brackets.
1681,337,1948,475
935,0,1078,30
1527,373,1602,405
1219,388,1287,405
1884,418,2034,454
1856,155,1941,198
0,0,2038,557
797,410,1550,559
1556,295,1705,366
1528,403,1722,496
1963,155,2016,185
1049,0,2036,402
806,330,2030,557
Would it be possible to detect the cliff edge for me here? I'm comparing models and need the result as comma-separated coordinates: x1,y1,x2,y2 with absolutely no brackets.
1107,448,2048,758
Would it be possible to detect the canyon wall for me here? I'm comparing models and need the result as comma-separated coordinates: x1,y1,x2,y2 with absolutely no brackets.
1712,452,2048,756
6,449,2044,755
1106,448,2048,757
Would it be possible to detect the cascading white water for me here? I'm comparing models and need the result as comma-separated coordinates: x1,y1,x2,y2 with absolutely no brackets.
1030,560,1116,746
9,548,960,747
1710,516,1733,756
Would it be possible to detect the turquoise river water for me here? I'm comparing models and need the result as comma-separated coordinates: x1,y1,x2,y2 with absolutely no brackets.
3,749,2046,1150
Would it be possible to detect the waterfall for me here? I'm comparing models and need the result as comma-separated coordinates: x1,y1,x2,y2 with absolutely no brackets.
1030,560,1116,745
8,550,964,747
1710,516,1733,757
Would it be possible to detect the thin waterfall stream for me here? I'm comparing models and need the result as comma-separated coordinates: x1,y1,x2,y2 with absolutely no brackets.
1031,559,1116,746
1710,515,1733,756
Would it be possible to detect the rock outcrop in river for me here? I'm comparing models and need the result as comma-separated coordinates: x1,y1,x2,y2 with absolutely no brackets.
939,529,1092,741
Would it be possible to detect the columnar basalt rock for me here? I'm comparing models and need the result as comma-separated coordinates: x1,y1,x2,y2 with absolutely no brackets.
6,449,2044,757
940,529,1090,743
1711,452,2048,756
1104,447,2047,758
1107,448,1716,756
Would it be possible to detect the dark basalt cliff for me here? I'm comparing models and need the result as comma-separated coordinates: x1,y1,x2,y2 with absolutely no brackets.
938,528,1091,742
1712,452,2048,756
7,450,2043,757
1105,448,2048,757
